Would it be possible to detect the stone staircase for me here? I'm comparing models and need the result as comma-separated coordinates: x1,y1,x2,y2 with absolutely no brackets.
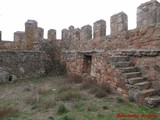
108,56,160,107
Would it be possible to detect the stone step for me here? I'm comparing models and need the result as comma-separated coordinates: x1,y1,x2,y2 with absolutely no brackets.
120,67,139,73
145,96,160,107
128,77,145,84
134,82,151,90
140,89,156,97
114,62,134,68
108,56,130,63
124,72,142,79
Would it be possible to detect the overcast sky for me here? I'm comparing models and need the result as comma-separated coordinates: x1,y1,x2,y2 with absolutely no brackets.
0,0,156,40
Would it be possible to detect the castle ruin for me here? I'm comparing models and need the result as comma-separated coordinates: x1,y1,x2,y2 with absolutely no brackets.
0,0,160,106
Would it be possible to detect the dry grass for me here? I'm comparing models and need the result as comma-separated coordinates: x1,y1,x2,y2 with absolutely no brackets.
0,76,159,120
0,106,19,118
80,77,111,98
55,85,84,101
57,85,74,94
25,94,40,105
40,99,56,109
66,74,83,84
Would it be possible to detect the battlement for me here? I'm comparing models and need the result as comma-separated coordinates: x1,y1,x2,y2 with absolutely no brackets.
0,0,160,50
137,0,160,28
110,12,128,35
1,0,160,106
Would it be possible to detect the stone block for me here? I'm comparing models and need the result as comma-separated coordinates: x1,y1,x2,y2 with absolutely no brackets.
151,81,160,94
110,12,128,35
0,71,9,83
93,19,106,38
71,28,81,49
80,25,92,41
137,0,160,28
48,29,56,44
128,88,141,101
14,31,26,49
62,29,69,49
25,20,38,49
68,26,74,32
37,27,44,42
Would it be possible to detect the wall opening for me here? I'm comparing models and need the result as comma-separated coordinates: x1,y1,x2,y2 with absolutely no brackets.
82,55,92,74
9,75,12,81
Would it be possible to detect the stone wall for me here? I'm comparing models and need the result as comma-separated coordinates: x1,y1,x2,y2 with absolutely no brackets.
61,51,83,74
137,0,160,28
14,31,26,49
25,20,38,49
0,0,160,97
48,29,56,46
0,50,46,83
110,12,128,35
0,41,14,50
60,0,160,96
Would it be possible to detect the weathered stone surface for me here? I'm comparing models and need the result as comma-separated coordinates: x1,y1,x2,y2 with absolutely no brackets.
120,49,160,56
1,0,160,107
68,26,74,32
137,0,160,28
110,12,128,35
108,56,130,63
93,19,106,38
0,70,9,83
120,67,139,73
62,29,69,49
48,29,56,44
128,88,141,101
25,20,38,49
70,28,81,50
80,25,92,41
0,50,46,80
37,27,44,42
145,96,160,107
140,88,156,97
128,77,145,84
14,31,26,49
134,81,151,90
32,27,44,51
151,81,160,94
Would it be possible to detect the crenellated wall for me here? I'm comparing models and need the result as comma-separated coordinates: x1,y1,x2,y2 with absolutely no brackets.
0,0,160,51
60,0,160,98
0,0,160,99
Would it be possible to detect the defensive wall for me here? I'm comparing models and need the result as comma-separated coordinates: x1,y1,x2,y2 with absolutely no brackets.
0,0,160,106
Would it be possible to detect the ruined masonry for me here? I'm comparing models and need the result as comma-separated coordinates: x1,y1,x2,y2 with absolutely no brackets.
0,0,160,107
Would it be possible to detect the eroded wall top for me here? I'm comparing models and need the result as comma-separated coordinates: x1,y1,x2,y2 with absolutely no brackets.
137,0,160,28
1,0,160,51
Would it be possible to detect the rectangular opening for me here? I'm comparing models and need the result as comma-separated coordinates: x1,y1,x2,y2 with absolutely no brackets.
82,55,92,74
